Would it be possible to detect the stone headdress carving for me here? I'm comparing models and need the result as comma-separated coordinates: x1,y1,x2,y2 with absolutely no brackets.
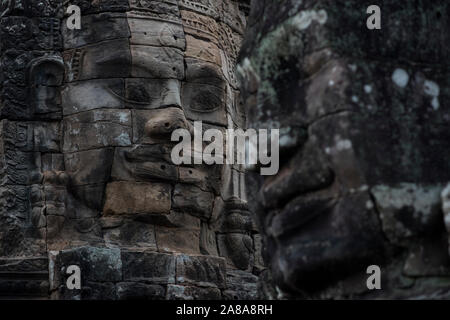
1,0,63,17
178,0,247,87
128,0,182,23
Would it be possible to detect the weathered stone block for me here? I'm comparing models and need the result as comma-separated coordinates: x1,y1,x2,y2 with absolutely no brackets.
222,270,258,300
0,0,253,301
180,9,219,42
62,79,125,115
220,0,247,34
31,206,46,229
131,45,184,79
403,237,450,277
46,215,65,239
0,279,49,298
253,234,265,271
63,109,131,152
178,159,223,195
42,153,64,172
128,15,185,50
200,222,219,256
442,183,450,257
0,257,48,273
1,50,38,86
0,185,31,219
54,281,117,300
176,254,226,289
33,122,60,152
179,1,221,20
132,108,185,145
1,120,47,152
129,0,180,20
0,221,46,257
117,282,165,300
46,218,104,252
0,256,49,298
166,285,221,300
219,210,254,233
372,183,444,245
68,184,105,213
115,156,178,183
182,82,227,126
0,83,31,120
144,210,200,229
155,225,201,255
65,148,114,186
1,17,62,52
0,150,42,185
103,221,157,252
32,0,64,17
185,57,227,89
81,281,117,300
111,145,176,182
173,184,214,220
49,246,122,292
62,13,130,49
103,181,171,215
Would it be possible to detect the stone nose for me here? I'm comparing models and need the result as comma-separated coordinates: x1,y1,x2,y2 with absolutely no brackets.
145,107,193,139
161,79,182,108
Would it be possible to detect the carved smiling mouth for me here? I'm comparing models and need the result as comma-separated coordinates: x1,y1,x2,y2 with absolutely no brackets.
122,145,211,185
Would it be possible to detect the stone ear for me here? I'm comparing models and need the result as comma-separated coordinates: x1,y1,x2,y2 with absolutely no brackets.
28,55,65,116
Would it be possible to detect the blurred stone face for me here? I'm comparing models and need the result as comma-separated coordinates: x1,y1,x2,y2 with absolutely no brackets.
239,1,450,296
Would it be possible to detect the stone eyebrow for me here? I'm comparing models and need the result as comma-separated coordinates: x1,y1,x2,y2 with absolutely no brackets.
189,65,224,83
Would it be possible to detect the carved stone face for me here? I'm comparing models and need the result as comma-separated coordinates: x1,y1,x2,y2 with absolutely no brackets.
54,1,253,259
0,0,263,300
239,1,450,297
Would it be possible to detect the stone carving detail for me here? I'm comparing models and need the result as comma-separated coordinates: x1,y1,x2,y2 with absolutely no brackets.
0,0,258,300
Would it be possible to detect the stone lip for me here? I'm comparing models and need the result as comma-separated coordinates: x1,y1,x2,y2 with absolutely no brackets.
103,181,172,216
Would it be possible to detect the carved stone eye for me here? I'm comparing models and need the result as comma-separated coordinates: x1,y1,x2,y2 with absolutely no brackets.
126,82,152,103
108,81,155,106
189,89,222,113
